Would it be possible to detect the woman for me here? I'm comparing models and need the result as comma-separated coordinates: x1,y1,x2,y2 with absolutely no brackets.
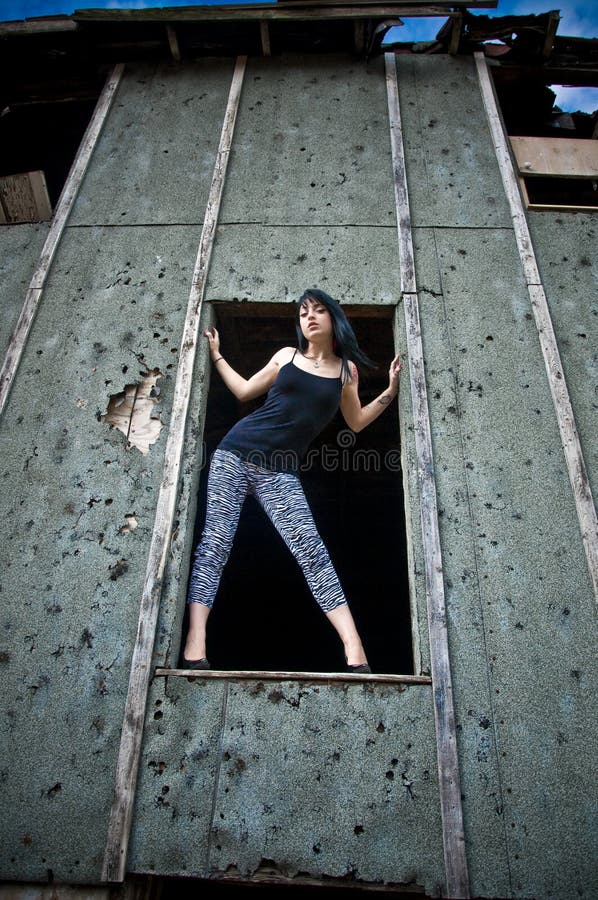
183,288,402,673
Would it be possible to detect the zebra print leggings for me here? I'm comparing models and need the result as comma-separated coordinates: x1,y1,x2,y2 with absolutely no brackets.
187,449,347,613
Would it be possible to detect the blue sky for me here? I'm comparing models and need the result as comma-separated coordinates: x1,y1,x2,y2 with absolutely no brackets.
2,0,597,111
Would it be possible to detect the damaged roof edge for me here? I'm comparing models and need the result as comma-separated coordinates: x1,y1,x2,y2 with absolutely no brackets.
1,0,499,32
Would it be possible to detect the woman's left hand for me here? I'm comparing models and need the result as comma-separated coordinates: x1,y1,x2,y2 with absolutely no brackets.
389,354,402,390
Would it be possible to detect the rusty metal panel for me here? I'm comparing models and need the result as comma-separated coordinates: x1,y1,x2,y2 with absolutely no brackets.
129,678,444,895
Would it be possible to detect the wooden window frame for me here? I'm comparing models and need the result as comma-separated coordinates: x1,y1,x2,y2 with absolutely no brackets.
510,135,598,212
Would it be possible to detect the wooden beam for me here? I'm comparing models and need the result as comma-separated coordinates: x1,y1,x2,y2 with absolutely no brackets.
0,64,124,417
0,16,77,35
353,18,366,53
510,136,598,179
166,24,181,61
475,51,598,605
156,668,433,684
384,52,470,900
73,4,491,23
100,55,248,884
541,9,560,59
260,20,271,56
448,10,463,55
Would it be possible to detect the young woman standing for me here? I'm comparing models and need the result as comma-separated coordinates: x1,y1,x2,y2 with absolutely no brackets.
184,288,402,673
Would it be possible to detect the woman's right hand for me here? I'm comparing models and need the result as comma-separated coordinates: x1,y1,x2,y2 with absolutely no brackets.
204,327,220,358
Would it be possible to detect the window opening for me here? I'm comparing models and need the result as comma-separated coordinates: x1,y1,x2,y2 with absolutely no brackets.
0,70,102,223
181,302,413,676
491,72,598,211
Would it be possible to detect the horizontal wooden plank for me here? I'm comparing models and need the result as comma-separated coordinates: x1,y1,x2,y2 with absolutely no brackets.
156,667,433,683
511,136,598,178
527,201,598,212
279,0,495,6
0,17,77,35
73,4,474,22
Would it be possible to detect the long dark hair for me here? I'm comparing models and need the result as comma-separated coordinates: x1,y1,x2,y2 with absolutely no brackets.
294,288,375,384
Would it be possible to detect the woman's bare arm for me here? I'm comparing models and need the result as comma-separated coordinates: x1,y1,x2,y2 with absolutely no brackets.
205,327,292,402
340,355,402,433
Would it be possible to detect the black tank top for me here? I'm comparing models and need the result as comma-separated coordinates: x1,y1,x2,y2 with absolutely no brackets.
218,351,343,472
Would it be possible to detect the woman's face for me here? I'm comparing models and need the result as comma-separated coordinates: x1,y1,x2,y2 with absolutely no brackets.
299,298,333,343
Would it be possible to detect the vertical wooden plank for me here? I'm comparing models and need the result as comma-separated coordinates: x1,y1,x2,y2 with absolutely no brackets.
353,19,365,55
28,170,53,220
475,52,598,604
101,55,247,884
541,10,560,60
384,52,471,899
0,64,125,416
166,24,181,62
260,21,271,56
448,11,463,55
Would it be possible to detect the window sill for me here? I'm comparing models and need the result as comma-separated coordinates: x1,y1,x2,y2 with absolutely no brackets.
155,667,431,684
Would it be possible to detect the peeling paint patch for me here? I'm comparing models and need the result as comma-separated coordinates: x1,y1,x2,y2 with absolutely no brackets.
119,514,138,534
102,367,164,455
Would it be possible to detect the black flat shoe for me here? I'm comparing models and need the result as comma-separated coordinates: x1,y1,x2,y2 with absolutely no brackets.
182,657,211,670
347,663,372,674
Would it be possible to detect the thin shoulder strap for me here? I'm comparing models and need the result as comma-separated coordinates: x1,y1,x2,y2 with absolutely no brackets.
292,348,298,362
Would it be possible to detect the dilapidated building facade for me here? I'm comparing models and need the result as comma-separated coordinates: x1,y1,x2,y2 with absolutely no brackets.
1,3,597,899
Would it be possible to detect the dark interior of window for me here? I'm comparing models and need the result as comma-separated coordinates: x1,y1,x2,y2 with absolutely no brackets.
523,175,598,208
0,46,104,221
492,76,597,139
180,302,414,676
0,100,99,210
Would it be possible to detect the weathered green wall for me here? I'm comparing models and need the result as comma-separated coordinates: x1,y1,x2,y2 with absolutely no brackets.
528,212,597,494
1,49,596,900
0,223,49,362
397,54,597,900
0,59,234,884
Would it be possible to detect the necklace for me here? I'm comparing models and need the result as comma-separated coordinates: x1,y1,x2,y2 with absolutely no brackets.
303,354,325,368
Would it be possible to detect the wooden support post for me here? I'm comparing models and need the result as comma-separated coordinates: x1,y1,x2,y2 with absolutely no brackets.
448,11,463,55
260,21,271,55
0,64,124,416
166,24,181,62
384,52,470,900
541,9,560,60
100,55,247,883
475,51,598,604
354,19,365,54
